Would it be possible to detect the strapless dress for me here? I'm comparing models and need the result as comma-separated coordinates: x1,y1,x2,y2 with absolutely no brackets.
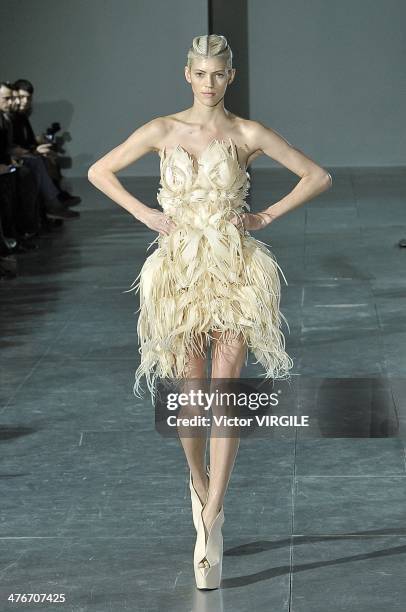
125,137,294,400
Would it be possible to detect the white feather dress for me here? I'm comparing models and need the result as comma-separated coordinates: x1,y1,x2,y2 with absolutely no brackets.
125,138,294,400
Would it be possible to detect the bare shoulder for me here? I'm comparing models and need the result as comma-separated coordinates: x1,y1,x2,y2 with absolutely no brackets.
238,118,288,152
150,112,189,150
125,114,178,152
132,115,171,152
88,115,173,175
238,117,331,180
229,116,269,164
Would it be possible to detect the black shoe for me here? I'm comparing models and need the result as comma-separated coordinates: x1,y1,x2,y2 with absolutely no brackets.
4,237,17,250
0,237,19,255
45,198,80,219
57,191,81,206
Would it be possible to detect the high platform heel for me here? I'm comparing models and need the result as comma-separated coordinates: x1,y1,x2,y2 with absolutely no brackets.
194,505,225,590
190,465,210,531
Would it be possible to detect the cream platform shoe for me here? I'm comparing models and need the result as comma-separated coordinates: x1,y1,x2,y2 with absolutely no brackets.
193,505,225,590
189,465,210,531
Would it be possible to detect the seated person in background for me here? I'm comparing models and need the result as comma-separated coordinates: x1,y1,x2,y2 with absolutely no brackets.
12,79,81,205
0,81,79,221
0,83,40,250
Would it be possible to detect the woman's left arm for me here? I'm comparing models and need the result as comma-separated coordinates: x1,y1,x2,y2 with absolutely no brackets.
244,121,332,228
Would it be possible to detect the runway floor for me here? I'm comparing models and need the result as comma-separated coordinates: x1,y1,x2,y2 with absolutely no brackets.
1,166,406,611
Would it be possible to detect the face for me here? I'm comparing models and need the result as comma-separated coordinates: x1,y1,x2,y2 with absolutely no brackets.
0,86,13,113
185,58,235,104
11,90,21,112
18,89,32,112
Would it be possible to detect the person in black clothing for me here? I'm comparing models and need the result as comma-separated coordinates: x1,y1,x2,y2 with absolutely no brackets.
9,85,37,152
12,79,82,207
0,82,78,221
0,82,41,255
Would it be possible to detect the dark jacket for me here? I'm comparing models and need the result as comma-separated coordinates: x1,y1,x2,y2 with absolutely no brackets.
0,112,12,164
11,112,37,150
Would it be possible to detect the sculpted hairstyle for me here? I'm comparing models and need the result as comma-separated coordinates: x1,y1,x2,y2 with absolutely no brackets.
187,34,233,69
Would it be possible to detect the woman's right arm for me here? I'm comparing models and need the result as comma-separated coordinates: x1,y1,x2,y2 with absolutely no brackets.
87,117,176,235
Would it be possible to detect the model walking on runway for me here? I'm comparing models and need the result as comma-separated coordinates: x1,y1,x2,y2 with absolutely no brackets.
88,34,332,590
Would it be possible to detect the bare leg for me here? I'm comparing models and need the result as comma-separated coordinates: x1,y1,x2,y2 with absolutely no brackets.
199,330,247,569
177,334,210,506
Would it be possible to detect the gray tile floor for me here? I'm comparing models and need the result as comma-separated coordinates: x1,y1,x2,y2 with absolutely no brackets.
1,167,406,611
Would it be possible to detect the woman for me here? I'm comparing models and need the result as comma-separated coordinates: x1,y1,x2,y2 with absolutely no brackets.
88,34,332,590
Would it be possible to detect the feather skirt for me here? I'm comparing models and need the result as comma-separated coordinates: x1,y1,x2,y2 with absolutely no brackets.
124,207,294,401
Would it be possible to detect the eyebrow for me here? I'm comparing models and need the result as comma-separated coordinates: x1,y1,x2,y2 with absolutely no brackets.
193,69,226,73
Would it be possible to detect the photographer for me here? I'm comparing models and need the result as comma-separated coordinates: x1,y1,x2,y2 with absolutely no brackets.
0,81,78,222
12,79,81,207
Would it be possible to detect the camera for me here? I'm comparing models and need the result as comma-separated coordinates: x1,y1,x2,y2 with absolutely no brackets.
43,122,61,146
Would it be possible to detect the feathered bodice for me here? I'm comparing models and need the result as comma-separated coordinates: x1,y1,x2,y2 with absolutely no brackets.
126,136,293,401
156,138,251,228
